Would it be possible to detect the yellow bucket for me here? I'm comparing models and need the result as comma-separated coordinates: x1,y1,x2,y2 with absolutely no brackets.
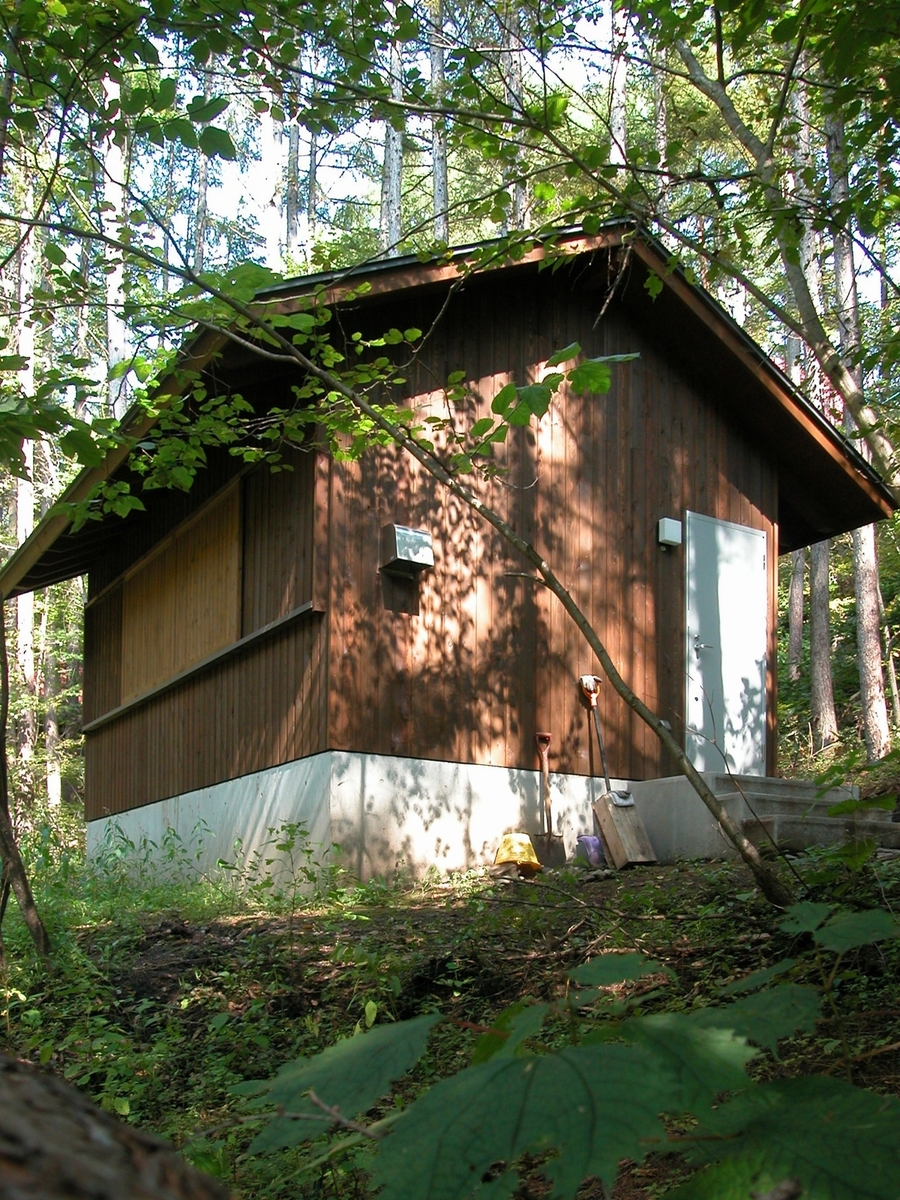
494,833,541,870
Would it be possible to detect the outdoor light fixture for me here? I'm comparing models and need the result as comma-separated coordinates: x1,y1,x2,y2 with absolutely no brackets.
380,524,435,577
657,517,683,548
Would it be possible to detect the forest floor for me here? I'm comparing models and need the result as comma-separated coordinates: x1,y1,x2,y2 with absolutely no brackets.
3,842,900,1198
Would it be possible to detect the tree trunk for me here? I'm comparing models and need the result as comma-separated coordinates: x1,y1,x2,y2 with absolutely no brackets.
809,540,839,752
193,70,213,273
501,5,527,230
286,121,300,253
307,127,318,247
102,77,131,419
788,548,805,683
827,111,890,761
0,602,50,955
610,0,628,170
379,30,403,257
652,46,667,220
14,224,36,780
430,0,449,243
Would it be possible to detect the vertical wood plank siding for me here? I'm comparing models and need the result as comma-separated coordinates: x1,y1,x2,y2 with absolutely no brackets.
84,454,325,820
120,486,241,700
323,264,778,782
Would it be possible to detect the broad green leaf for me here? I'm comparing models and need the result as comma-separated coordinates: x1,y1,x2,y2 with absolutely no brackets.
471,1002,550,1065
0,355,29,371
373,1043,672,1200
825,837,878,869
568,358,612,395
154,77,178,110
491,381,517,415
663,1152,794,1200
644,272,664,299
546,342,581,366
198,125,236,160
517,383,553,417
611,1013,755,1106
44,242,67,265
245,1012,440,1152
570,952,669,987
469,417,494,439
685,1076,900,1199
688,985,821,1054
779,901,832,935
187,94,230,123
719,958,796,995
826,794,896,815
506,401,533,426
813,908,900,954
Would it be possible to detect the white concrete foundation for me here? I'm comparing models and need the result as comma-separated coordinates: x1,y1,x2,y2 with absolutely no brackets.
87,751,623,881
88,757,896,881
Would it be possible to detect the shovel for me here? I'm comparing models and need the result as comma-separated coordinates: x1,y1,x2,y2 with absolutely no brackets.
579,675,656,869
533,732,567,868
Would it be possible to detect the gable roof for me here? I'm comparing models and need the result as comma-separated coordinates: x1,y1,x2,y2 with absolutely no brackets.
1,224,894,599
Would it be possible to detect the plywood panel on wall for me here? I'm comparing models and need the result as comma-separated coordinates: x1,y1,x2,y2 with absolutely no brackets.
120,487,241,702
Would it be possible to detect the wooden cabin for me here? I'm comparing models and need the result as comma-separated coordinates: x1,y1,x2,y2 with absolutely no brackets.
2,228,894,875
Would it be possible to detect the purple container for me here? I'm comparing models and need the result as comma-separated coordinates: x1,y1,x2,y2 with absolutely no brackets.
574,834,606,867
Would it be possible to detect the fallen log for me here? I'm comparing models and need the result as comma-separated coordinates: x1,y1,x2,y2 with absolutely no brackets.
0,1054,230,1199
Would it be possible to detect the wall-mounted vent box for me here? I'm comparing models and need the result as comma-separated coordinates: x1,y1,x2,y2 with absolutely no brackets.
381,525,435,576
657,517,683,547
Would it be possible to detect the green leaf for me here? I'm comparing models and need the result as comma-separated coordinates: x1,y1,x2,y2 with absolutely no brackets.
471,1002,550,1065
469,417,495,439
154,77,178,110
813,908,900,954
719,958,796,995
198,125,236,160
506,402,533,426
570,952,668,987
58,427,106,467
826,794,896,815
187,94,230,124
612,1013,755,1106
546,342,581,366
684,1076,900,1199
779,901,832,936
663,1152,798,1200
245,1013,440,1152
44,242,67,266
490,382,518,416
644,272,664,299
0,355,29,372
688,985,821,1054
517,383,553,417
373,1043,673,1199
568,358,613,395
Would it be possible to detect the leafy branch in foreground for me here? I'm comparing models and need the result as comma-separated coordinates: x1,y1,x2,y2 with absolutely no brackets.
233,902,900,1200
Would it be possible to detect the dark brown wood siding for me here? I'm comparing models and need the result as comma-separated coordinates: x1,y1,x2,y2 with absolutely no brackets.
323,264,778,781
85,612,326,818
242,446,316,634
84,453,326,819
83,587,122,725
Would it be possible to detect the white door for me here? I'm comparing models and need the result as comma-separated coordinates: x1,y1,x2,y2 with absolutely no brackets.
685,512,768,775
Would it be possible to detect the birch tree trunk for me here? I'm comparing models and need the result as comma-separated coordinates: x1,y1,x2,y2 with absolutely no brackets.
809,539,839,751
827,111,890,761
285,121,300,254
14,225,36,780
379,30,403,257
102,78,131,419
609,1,628,171
502,5,527,230
652,45,667,220
788,549,805,683
192,71,213,273
430,0,449,243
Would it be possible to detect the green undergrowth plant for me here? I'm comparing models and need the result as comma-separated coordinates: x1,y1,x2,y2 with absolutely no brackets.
234,901,900,1200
